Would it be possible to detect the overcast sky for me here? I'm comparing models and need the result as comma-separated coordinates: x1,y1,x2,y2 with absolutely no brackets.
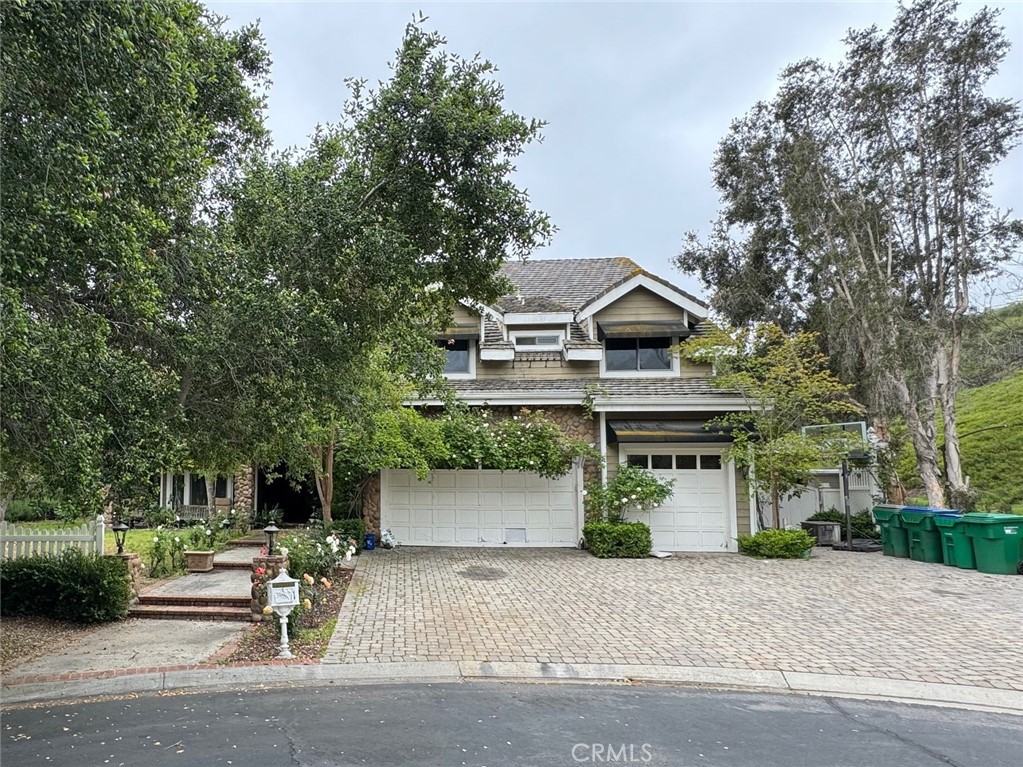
210,1,1023,305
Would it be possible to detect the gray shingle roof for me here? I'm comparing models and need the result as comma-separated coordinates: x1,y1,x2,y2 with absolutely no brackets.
494,258,707,314
445,377,739,399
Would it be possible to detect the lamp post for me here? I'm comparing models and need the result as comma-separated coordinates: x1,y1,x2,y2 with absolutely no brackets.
263,523,280,556
112,520,129,555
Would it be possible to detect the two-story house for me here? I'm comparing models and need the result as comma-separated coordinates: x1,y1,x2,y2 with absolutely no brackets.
361,257,756,552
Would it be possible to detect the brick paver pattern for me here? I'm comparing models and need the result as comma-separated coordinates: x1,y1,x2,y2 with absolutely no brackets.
324,548,1023,690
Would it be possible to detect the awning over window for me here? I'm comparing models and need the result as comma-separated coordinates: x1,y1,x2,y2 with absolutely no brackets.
437,323,480,340
597,321,691,340
607,420,732,443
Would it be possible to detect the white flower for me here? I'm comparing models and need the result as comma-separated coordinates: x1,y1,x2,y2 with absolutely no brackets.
280,547,289,556
631,494,637,500
153,536,160,542
205,529,212,536
345,551,352,562
174,537,180,543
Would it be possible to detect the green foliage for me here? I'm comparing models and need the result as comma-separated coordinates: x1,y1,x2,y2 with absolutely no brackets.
279,530,356,581
326,518,367,553
437,407,597,479
4,499,61,523
960,303,1023,388
186,523,217,551
681,323,862,527
897,372,1023,511
143,507,177,529
1,0,269,510
0,550,132,623
583,522,652,559
676,0,1022,508
737,529,815,559
806,509,878,540
585,464,675,524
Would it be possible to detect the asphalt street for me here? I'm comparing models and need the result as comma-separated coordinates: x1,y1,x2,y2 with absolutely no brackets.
1,682,1019,766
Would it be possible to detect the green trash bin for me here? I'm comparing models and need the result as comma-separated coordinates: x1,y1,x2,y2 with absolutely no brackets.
900,508,945,564
873,505,910,558
934,514,975,569
963,514,1023,575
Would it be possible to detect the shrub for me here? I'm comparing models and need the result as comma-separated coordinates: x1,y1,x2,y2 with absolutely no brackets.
278,529,356,579
5,498,61,522
737,529,815,559
806,508,877,540
0,549,132,623
143,507,176,529
329,518,367,552
585,464,675,523
583,522,652,558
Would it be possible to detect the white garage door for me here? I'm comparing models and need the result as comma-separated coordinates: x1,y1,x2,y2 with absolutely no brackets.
381,469,580,547
623,449,730,552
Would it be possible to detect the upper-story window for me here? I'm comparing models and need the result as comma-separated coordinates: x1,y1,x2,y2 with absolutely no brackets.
605,336,671,371
437,339,471,374
512,332,564,350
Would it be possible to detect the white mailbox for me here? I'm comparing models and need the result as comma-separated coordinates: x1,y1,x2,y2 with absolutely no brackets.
267,570,300,613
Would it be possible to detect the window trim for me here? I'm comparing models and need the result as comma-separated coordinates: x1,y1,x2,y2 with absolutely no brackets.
600,335,679,378
436,338,476,380
161,472,234,508
511,331,565,351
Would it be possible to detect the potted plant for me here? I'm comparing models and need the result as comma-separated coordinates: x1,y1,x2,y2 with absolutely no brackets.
184,524,216,572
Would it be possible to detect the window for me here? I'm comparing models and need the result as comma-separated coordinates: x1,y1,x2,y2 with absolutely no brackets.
627,454,649,468
675,455,697,470
605,336,671,371
651,455,673,470
513,333,563,350
436,339,470,374
700,454,722,470
191,477,209,506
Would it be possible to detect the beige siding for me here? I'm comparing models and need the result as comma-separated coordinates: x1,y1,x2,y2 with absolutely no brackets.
450,304,480,326
593,287,685,323
476,360,599,379
735,468,752,537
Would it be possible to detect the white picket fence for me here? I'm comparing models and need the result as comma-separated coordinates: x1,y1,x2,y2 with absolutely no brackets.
0,515,105,560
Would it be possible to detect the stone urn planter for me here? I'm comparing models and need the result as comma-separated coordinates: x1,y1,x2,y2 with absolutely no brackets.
184,550,215,572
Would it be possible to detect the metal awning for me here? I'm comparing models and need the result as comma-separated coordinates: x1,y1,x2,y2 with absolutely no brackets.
597,321,691,339
607,420,733,443
437,323,480,340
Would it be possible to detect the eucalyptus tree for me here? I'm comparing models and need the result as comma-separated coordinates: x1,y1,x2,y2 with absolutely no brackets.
677,0,1022,507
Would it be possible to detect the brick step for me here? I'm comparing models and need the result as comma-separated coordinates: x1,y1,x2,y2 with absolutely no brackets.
137,594,250,608
213,560,253,570
226,538,265,548
129,604,252,622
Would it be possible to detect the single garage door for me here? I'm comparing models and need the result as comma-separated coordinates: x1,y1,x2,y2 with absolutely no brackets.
381,469,580,547
623,449,730,551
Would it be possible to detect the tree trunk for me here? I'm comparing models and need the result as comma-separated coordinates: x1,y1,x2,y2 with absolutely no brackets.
869,415,905,504
205,476,216,517
312,442,334,525
0,491,11,523
937,343,967,498
771,483,781,529
895,376,946,507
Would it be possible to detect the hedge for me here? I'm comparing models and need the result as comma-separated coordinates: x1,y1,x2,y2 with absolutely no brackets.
0,549,132,623
583,522,652,559
737,528,815,559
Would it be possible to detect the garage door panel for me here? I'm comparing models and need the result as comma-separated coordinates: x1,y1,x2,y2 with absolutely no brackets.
624,449,730,552
382,469,578,547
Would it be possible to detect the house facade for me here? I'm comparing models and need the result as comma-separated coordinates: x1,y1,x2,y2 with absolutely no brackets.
364,257,758,552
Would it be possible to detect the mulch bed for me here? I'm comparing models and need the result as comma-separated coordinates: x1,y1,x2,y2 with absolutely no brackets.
222,569,353,663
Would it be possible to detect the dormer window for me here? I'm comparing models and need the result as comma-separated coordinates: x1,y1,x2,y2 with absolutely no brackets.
605,336,671,371
512,332,564,350
436,338,473,376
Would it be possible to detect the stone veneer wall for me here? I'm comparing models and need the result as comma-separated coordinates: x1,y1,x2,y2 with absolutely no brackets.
233,464,255,513
360,405,600,535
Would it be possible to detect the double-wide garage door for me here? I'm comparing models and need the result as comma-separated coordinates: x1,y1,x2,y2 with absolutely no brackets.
382,469,580,546
623,449,730,552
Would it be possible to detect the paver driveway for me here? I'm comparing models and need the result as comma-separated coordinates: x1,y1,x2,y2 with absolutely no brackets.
324,548,1023,690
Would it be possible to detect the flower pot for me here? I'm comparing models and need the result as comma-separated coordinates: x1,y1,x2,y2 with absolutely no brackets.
184,550,215,572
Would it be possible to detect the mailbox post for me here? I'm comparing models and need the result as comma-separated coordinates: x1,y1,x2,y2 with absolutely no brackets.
266,569,300,659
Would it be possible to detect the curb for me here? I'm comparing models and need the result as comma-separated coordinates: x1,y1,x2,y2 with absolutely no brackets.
3,660,1021,714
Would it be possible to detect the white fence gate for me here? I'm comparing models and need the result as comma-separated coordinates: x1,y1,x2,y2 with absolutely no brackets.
776,469,878,530
0,515,105,560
